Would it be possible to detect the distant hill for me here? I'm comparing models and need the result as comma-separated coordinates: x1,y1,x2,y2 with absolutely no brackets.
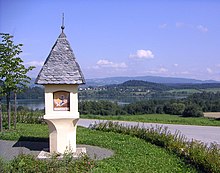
111,80,171,91
85,76,220,86
30,76,220,87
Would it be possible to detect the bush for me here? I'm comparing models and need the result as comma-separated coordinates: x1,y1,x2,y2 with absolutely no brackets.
182,105,204,117
164,103,185,115
2,153,96,172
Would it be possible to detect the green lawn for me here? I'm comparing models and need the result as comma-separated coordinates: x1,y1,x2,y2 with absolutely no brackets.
0,123,198,172
202,88,220,93
0,123,49,141
81,113,220,126
168,89,201,94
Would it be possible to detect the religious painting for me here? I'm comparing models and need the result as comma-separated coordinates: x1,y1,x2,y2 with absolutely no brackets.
53,91,70,111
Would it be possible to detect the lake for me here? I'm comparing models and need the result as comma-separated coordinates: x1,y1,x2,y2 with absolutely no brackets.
1,99,45,110
17,99,45,110
7,95,186,110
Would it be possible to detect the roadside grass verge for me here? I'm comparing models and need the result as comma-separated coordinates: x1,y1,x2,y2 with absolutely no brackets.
81,113,220,126
78,126,198,172
0,123,198,172
91,121,220,173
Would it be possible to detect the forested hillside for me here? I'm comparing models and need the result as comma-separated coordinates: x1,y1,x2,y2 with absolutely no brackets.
79,91,220,117
9,80,220,101
2,79,220,116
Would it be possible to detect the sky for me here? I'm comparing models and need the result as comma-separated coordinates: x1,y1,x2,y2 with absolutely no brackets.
0,0,220,81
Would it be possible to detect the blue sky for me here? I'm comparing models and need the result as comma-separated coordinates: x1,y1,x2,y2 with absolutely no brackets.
1,0,220,81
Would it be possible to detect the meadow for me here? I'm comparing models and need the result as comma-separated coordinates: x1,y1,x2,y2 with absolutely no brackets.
0,123,199,172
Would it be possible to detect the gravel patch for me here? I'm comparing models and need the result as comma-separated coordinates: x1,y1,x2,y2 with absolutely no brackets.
0,140,114,161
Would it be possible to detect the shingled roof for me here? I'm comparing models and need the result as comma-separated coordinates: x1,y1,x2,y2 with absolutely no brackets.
35,31,85,85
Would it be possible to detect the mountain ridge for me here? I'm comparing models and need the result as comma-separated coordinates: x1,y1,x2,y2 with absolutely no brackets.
85,76,220,86
31,76,220,87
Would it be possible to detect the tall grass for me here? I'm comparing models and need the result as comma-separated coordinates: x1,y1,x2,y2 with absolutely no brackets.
1,110,44,128
91,121,220,173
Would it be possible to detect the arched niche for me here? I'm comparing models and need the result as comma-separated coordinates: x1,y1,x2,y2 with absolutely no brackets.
53,91,70,111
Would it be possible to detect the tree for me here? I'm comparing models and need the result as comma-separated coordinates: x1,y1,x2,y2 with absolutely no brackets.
0,33,35,129
0,80,3,132
182,104,204,117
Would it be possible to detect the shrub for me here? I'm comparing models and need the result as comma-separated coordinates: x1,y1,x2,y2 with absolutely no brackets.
164,103,185,115
91,121,220,173
182,105,204,117
3,152,96,172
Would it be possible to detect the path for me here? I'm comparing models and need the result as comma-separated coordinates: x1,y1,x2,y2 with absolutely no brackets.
78,119,220,146
0,139,113,161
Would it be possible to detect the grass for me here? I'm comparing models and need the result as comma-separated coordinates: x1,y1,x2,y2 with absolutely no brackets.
168,89,201,94
81,113,220,126
168,88,220,94
202,88,220,93
0,123,198,172
0,123,48,141
78,126,198,172
91,121,220,173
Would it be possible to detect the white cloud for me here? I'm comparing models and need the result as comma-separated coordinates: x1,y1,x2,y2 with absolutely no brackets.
173,64,179,67
97,59,113,66
180,71,190,75
206,68,213,73
197,25,208,33
145,67,168,74
24,61,44,67
96,59,127,68
129,49,154,59
159,23,168,29
159,67,168,73
176,22,208,33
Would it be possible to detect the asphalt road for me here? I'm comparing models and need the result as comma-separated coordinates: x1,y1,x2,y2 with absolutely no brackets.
78,119,220,146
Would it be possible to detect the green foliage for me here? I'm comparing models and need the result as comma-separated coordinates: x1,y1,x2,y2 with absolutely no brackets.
15,110,44,124
1,109,44,130
91,121,220,173
182,105,204,117
0,123,48,141
79,92,220,117
0,157,5,172
79,100,126,115
0,123,198,172
164,103,185,115
0,33,35,95
187,92,220,112
2,153,95,173
0,33,35,129
16,86,44,99
120,80,171,91
78,127,197,172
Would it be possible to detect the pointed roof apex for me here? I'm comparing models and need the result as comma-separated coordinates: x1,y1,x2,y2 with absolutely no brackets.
58,32,66,39
35,23,85,85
